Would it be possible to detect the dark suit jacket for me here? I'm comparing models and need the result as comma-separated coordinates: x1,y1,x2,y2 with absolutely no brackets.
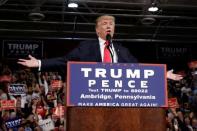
41,39,138,73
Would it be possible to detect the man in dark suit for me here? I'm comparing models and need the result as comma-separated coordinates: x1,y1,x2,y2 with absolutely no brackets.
17,15,182,80
17,15,137,69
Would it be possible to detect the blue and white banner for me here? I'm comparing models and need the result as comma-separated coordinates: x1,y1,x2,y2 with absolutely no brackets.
5,118,22,128
8,84,26,95
67,62,168,107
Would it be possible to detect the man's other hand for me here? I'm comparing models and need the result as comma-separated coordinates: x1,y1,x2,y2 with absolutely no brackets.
167,69,183,81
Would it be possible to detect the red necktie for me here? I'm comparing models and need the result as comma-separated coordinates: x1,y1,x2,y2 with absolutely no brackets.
103,41,112,63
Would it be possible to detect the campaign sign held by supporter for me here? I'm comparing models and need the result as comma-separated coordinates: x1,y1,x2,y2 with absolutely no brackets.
8,84,26,95
168,97,179,108
67,62,168,107
0,100,16,110
5,118,22,129
51,80,62,90
38,118,55,131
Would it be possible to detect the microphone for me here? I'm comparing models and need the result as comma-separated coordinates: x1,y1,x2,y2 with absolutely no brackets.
106,34,112,47
105,33,114,63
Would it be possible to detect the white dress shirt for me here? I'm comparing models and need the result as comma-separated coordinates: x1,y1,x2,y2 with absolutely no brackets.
98,37,118,63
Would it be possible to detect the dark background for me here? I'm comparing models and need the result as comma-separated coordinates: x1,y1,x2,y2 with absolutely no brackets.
1,37,196,71
0,0,197,72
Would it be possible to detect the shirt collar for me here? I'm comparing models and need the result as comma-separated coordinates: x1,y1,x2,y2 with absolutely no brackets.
98,37,106,46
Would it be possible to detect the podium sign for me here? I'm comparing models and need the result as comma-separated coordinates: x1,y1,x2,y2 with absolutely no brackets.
67,62,167,107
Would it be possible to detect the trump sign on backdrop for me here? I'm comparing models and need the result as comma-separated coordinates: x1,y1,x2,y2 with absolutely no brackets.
67,62,168,107
2,40,43,58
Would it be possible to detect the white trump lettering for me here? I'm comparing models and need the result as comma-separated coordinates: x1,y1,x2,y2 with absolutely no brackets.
128,80,135,88
88,80,96,87
126,69,140,78
81,68,154,79
144,70,154,78
111,69,122,78
141,81,148,88
8,44,39,50
81,68,92,77
33,44,39,50
102,80,109,87
114,80,122,88
95,68,106,78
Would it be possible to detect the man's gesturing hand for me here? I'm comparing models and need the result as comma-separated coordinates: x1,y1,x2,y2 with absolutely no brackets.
17,55,39,68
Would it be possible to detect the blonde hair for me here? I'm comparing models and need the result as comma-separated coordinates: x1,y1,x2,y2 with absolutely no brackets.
95,15,115,27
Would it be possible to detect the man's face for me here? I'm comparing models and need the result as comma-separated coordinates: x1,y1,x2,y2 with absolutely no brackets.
96,16,115,40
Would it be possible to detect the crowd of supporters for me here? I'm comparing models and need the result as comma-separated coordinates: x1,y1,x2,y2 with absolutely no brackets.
0,64,65,131
2,62,197,131
166,67,197,131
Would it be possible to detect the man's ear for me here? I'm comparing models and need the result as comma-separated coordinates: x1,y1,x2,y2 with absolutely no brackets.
95,28,99,35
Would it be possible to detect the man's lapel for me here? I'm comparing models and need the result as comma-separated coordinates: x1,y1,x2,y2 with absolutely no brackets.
94,40,102,62
113,42,122,62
